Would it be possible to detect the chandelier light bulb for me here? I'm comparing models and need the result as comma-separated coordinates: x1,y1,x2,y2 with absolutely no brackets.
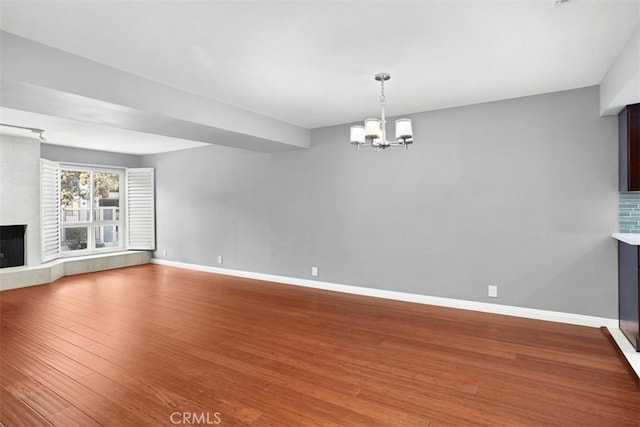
350,125,365,144
364,118,382,141
395,118,413,140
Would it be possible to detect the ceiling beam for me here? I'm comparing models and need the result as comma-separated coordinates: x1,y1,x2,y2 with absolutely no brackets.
0,31,310,152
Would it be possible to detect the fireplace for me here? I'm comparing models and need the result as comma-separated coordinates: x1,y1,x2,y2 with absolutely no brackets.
0,225,26,268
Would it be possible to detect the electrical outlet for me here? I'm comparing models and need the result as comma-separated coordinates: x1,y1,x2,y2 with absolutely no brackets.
217,255,223,264
162,249,167,257
488,285,498,298
311,266,318,277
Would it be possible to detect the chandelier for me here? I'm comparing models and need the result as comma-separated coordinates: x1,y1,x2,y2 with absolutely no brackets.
350,73,413,150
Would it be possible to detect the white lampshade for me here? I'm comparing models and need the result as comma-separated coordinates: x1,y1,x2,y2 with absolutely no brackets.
395,118,413,139
350,125,365,144
364,118,382,140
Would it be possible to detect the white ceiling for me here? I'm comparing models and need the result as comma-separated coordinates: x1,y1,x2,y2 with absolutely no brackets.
0,0,639,151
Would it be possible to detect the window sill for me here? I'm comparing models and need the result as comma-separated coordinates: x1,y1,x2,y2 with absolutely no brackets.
0,250,151,291
58,247,126,258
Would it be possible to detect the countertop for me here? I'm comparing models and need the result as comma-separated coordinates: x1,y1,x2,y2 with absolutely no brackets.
612,233,640,245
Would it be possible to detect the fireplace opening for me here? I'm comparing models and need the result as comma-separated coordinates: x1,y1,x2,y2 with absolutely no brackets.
0,225,26,268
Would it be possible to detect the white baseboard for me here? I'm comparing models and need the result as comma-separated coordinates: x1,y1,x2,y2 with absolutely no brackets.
151,258,617,329
606,326,640,379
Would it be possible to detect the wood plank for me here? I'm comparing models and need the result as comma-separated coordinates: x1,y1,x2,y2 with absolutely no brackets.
0,364,70,417
31,370,121,425
0,386,53,427
76,372,176,426
2,332,94,380
47,406,101,427
0,264,637,426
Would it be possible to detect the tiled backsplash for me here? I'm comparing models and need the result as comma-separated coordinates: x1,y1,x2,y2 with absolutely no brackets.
619,192,640,233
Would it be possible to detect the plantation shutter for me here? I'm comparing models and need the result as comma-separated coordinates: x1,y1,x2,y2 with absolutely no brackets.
126,168,155,250
40,159,60,262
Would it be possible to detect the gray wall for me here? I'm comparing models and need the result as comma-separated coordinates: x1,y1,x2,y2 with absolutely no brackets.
143,86,619,318
41,144,142,168
0,135,42,266
144,144,274,273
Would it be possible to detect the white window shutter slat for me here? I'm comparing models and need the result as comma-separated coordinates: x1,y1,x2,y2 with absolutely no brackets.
126,168,155,250
40,159,60,262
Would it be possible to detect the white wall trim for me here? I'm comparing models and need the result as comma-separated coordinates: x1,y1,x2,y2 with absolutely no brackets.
152,258,617,329
606,326,640,380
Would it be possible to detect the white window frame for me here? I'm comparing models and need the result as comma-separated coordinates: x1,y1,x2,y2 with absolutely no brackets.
40,161,155,262
59,164,125,257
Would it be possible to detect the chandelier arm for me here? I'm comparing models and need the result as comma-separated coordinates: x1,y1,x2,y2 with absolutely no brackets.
383,139,411,147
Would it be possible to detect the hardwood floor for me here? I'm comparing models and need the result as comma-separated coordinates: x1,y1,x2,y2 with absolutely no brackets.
1,264,638,426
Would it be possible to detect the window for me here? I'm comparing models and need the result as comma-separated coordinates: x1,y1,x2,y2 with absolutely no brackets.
40,161,155,262
59,166,123,255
